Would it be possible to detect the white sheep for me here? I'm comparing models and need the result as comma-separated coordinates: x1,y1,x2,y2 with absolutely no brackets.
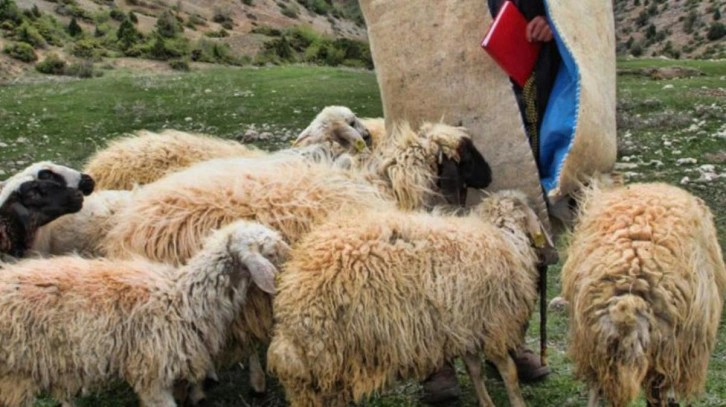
84,106,372,191
267,190,551,407
560,181,726,407
0,219,288,407
30,189,134,257
82,129,266,190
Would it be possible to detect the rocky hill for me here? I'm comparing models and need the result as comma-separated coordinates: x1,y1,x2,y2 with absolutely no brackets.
614,0,725,59
1,0,724,82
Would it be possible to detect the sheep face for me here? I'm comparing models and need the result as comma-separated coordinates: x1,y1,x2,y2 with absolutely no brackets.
293,106,371,152
222,222,291,295
420,123,492,207
15,179,85,226
13,161,95,195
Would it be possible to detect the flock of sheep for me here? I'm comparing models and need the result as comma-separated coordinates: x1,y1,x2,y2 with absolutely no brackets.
0,105,724,407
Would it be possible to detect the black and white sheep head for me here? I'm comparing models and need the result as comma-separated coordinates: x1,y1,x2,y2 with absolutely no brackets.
218,220,291,295
292,105,372,153
0,161,95,202
1,178,86,227
417,122,493,207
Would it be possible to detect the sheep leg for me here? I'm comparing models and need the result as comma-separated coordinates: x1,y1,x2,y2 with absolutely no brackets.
586,388,600,407
488,353,526,407
461,352,495,407
248,350,267,394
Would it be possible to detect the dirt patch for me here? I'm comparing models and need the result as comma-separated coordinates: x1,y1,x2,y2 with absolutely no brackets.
617,66,706,80
705,151,726,164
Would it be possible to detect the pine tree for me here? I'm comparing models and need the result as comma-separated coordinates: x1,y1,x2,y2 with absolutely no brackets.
67,17,82,37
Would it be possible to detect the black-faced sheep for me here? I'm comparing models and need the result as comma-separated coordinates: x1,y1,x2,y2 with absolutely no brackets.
560,182,726,407
267,190,550,407
0,161,95,258
0,219,288,407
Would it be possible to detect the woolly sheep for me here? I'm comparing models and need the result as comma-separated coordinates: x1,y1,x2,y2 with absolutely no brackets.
292,105,372,152
0,219,288,407
85,106,371,191
30,189,133,257
267,190,551,407
83,129,266,190
560,182,726,407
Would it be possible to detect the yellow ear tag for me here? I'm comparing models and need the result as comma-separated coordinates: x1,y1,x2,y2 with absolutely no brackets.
354,139,367,153
533,232,546,249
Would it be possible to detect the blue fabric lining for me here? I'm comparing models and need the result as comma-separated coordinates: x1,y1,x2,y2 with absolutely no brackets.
538,2,580,194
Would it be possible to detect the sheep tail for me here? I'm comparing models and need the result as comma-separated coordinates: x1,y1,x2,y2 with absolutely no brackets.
587,294,651,406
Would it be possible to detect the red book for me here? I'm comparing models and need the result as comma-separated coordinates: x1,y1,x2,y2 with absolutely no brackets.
481,1,541,87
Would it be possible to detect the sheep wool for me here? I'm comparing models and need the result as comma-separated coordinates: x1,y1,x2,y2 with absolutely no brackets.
83,129,266,190
268,190,545,407
31,189,133,257
0,219,287,407
561,182,726,407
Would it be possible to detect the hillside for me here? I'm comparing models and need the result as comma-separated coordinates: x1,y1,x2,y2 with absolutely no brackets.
1,0,724,82
0,0,368,81
614,0,725,59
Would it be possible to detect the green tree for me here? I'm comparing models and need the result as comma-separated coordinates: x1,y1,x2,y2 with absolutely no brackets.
117,18,141,50
0,0,22,25
67,16,82,37
714,8,721,21
707,22,726,40
155,10,182,38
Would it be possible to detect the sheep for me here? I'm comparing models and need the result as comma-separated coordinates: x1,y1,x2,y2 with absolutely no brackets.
0,161,95,258
560,181,726,407
85,106,371,191
292,105,372,152
82,129,267,190
30,189,134,257
267,190,552,407
0,219,289,407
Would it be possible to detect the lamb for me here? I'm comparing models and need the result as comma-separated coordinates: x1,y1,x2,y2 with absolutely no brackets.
0,162,95,258
30,189,133,257
560,181,726,407
0,219,288,407
267,190,551,407
84,106,371,191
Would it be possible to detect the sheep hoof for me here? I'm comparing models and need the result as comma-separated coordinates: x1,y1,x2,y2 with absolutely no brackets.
548,296,569,312
419,362,461,405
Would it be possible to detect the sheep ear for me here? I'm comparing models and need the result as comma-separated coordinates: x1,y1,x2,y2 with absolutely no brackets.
292,126,313,147
244,253,279,295
332,124,368,153
524,207,554,249
437,156,464,206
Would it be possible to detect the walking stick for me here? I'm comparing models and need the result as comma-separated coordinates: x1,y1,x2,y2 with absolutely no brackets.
539,262,548,367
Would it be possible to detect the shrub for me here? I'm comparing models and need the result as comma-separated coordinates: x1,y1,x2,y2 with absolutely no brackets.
204,28,229,38
3,41,37,62
147,34,188,60
631,42,643,56
191,37,233,63
33,15,67,46
117,18,142,49
35,52,67,74
65,59,98,77
250,25,281,36
15,21,46,48
715,8,721,21
0,0,22,25
241,0,253,5
280,3,299,19
109,8,125,21
298,0,331,15
707,22,726,40
128,11,138,23
168,58,189,71
155,10,182,38
684,10,698,33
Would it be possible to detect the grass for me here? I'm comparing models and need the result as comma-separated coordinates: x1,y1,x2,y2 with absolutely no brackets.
0,58,725,406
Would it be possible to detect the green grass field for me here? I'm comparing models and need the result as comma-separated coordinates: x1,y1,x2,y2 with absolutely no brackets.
1,58,725,406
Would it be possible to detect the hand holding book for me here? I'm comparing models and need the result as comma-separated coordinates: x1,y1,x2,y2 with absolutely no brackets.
480,1,543,87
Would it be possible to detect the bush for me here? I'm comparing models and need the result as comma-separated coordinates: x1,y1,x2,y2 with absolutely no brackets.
33,15,68,46
241,0,253,5
168,58,189,71
280,3,299,19
155,10,182,38
147,34,188,60
3,41,37,62
204,28,229,38
0,0,22,25
128,11,138,23
70,38,100,58
15,21,46,48
35,52,66,74
250,25,281,36
706,22,726,40
631,42,643,56
191,37,233,63
65,59,98,77
684,10,698,33
298,0,331,15
109,8,125,21
117,18,142,50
